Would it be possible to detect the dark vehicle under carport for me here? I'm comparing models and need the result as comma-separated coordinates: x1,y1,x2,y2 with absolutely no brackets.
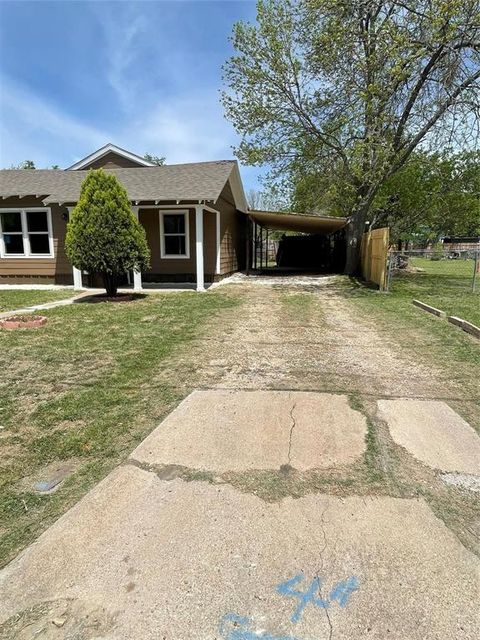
247,210,347,274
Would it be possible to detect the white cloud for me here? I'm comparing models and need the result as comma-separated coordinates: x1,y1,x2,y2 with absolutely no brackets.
0,74,241,168
93,5,148,111
0,77,109,167
0,74,264,188
132,93,236,163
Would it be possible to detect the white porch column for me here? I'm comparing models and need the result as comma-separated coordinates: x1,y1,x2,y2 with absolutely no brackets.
195,205,205,291
132,206,142,291
215,210,221,275
73,266,83,290
67,207,84,290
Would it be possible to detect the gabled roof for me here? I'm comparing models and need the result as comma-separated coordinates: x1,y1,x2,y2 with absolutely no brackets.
66,143,155,170
0,161,248,211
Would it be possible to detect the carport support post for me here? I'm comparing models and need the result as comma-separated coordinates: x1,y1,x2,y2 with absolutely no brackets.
195,205,205,292
131,206,142,291
246,217,252,275
260,226,264,270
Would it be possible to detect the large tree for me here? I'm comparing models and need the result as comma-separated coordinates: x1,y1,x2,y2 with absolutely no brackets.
372,150,480,244
8,160,36,169
222,0,480,273
144,153,166,166
291,150,480,243
65,170,150,296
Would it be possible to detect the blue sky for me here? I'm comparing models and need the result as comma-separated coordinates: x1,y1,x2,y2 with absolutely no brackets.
0,0,263,190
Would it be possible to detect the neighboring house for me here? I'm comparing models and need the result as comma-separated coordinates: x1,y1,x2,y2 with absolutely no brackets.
442,236,480,252
0,143,248,291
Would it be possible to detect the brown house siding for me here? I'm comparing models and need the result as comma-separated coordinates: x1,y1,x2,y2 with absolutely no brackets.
139,208,217,283
78,151,147,170
0,198,73,285
0,179,247,285
217,182,246,276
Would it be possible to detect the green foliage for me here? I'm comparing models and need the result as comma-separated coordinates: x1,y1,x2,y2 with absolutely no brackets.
0,290,240,565
290,150,480,244
223,0,480,272
430,242,444,260
144,153,166,166
290,164,356,217
372,150,480,243
9,160,36,169
65,170,150,295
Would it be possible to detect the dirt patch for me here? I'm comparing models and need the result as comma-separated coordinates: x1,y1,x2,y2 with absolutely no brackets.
172,281,447,398
74,293,147,304
0,597,117,640
441,473,480,493
17,460,80,494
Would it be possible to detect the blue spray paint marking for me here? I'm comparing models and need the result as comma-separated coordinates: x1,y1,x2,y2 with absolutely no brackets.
219,613,300,640
276,574,330,623
277,574,360,622
329,576,360,608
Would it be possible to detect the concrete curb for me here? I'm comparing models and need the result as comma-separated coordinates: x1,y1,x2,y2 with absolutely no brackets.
447,316,480,339
412,299,446,318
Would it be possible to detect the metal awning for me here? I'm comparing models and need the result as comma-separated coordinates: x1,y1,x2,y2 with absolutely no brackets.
249,210,346,235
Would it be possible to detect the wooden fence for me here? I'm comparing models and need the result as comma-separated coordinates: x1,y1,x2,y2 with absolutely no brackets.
361,227,389,290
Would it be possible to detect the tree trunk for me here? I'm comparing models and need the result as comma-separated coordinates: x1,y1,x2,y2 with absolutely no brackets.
102,272,118,297
343,207,369,275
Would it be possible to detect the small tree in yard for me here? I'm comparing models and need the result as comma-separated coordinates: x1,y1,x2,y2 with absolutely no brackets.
65,170,150,297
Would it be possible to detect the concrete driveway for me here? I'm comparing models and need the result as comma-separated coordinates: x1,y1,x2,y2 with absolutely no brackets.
0,390,478,639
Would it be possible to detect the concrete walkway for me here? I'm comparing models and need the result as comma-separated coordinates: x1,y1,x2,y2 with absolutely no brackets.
0,390,478,639
0,287,192,320
0,295,83,320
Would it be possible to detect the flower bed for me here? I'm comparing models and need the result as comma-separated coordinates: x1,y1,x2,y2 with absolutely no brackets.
0,315,47,330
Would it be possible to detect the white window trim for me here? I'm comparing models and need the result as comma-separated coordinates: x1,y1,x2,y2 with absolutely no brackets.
0,208,54,259
159,210,190,259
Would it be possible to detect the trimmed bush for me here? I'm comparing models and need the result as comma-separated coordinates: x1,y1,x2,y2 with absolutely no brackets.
65,170,150,296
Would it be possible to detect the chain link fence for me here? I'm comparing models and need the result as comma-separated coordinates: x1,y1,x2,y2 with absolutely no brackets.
386,248,480,293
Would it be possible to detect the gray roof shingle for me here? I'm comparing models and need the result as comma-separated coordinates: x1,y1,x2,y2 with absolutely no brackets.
0,161,237,205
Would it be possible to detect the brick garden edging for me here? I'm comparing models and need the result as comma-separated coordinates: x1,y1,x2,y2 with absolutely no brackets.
412,299,446,318
447,316,480,339
0,315,47,330
412,300,479,340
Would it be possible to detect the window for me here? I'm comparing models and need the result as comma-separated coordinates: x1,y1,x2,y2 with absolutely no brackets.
160,211,189,258
0,209,53,258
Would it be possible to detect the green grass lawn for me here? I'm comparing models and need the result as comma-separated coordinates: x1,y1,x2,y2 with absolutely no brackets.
338,270,480,400
0,290,240,566
0,289,75,313
390,257,480,327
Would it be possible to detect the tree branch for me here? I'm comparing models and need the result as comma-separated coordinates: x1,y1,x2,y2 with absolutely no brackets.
393,68,480,172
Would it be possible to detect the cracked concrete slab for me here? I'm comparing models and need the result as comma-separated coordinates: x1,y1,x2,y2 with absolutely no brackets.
377,399,480,474
0,465,478,639
131,390,367,472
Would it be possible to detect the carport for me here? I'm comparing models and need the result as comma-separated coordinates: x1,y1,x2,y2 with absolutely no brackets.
247,210,347,274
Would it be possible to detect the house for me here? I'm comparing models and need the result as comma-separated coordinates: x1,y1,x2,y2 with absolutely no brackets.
0,143,249,291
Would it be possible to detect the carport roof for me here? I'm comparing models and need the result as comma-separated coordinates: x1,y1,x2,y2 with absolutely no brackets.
249,209,346,234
